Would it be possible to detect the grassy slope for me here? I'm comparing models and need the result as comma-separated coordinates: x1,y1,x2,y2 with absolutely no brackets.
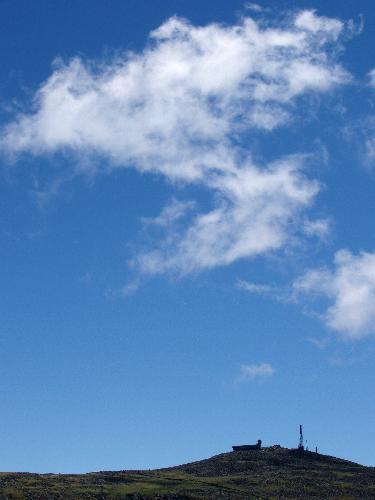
0,447,374,499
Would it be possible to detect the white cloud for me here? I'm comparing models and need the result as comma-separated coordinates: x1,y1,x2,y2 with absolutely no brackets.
365,136,375,163
302,218,331,238
244,3,265,13
237,280,275,295
368,68,375,89
294,10,343,39
0,10,351,275
1,11,349,172
237,363,275,382
294,249,375,339
140,199,196,228
363,69,375,164
134,156,321,275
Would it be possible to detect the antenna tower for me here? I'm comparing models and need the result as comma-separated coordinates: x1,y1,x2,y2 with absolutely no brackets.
298,425,304,450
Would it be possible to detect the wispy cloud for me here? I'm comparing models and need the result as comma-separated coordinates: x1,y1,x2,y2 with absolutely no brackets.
368,68,375,89
237,279,277,297
244,3,266,13
140,199,196,228
236,363,276,383
134,156,322,275
237,278,294,303
305,336,330,350
355,68,375,166
0,11,349,166
0,10,352,276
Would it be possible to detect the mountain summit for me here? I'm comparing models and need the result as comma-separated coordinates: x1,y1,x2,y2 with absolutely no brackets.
1,447,374,498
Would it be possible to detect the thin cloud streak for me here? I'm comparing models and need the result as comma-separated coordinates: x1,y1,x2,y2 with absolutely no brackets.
236,363,276,383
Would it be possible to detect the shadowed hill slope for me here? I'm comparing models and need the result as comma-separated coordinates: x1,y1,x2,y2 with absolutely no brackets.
0,447,374,499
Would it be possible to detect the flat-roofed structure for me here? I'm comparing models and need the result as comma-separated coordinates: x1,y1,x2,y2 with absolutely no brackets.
232,439,262,451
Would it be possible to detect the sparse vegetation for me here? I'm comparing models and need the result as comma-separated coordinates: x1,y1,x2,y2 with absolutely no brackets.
0,448,374,499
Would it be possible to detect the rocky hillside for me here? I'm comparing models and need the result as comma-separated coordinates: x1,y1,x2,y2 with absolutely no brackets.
0,447,374,499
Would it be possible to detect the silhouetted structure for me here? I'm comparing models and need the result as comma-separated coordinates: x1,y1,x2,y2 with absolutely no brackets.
298,425,304,451
232,440,261,451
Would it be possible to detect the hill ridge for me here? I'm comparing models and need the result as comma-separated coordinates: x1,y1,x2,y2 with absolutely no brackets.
0,447,374,499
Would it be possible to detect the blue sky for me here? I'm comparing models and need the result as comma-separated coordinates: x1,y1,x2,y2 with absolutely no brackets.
1,0,375,473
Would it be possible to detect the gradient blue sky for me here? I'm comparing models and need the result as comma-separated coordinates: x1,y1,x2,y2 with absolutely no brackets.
1,0,375,473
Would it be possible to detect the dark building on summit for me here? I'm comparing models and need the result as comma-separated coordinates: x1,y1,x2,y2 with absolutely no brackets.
232,440,262,452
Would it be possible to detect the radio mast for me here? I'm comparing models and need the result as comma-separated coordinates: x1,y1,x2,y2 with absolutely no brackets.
298,425,304,451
